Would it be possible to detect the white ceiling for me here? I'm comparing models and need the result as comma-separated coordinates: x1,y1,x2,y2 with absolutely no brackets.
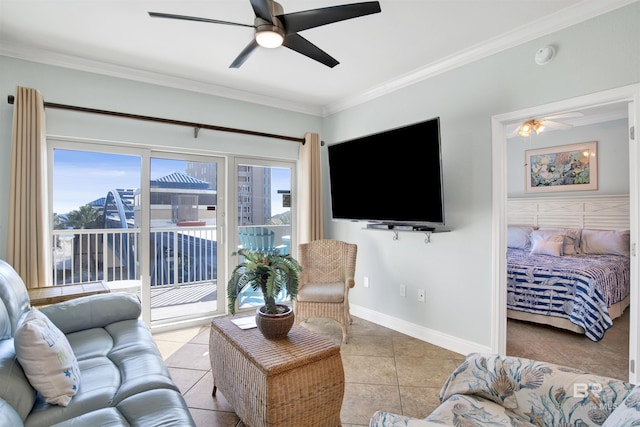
0,0,635,116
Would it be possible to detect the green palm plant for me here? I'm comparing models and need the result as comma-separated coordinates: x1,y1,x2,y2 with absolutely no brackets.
227,248,302,315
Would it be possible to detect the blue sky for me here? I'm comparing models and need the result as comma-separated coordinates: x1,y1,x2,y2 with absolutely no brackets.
53,150,143,215
53,150,290,216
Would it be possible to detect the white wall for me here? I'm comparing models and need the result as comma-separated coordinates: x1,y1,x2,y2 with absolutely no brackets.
0,57,322,260
507,119,629,197
322,3,640,352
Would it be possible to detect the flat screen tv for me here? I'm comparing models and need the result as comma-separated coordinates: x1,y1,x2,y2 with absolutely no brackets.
327,117,445,228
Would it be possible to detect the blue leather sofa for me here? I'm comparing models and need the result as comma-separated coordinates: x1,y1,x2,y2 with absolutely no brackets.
0,260,196,426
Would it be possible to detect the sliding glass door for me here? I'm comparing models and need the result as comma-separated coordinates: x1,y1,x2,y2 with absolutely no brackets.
49,140,225,327
50,145,142,286
233,157,295,311
147,154,224,325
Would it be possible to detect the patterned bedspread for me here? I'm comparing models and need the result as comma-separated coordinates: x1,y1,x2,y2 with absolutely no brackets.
507,248,630,341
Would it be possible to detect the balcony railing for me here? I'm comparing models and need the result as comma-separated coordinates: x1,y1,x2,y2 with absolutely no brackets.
52,226,217,287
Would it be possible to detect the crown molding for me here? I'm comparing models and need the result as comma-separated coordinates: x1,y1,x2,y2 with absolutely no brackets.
0,42,324,117
322,0,638,116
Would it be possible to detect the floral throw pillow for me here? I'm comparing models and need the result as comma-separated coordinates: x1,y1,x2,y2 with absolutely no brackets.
14,308,81,406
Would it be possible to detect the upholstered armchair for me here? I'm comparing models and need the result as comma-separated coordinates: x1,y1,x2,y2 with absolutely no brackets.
294,239,357,343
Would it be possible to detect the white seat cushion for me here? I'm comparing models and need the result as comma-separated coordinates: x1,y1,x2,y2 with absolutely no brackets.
296,282,344,303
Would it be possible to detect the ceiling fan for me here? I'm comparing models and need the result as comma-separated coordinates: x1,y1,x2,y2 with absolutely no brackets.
511,112,585,137
149,0,381,69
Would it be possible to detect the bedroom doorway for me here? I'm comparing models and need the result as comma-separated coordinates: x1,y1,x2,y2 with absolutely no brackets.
491,84,640,383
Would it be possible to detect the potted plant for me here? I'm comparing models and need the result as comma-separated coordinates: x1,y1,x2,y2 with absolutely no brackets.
227,248,302,339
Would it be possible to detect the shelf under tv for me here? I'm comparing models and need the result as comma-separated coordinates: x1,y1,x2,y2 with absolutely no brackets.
364,223,450,243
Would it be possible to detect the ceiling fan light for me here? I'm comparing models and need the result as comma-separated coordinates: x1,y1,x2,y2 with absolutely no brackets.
518,123,532,137
533,122,545,134
256,29,284,48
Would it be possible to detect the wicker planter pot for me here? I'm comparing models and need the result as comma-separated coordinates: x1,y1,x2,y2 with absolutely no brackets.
255,304,294,340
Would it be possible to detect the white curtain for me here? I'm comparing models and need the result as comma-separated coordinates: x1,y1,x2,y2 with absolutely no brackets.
7,86,50,288
298,132,323,244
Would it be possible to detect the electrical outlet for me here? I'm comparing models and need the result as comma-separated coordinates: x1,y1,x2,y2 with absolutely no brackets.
418,288,425,302
399,284,406,297
363,276,370,288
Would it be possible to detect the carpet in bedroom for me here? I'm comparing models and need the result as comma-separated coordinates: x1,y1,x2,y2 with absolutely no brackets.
507,308,630,381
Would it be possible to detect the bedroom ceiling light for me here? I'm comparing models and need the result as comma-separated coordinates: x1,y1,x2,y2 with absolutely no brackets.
513,112,583,138
518,119,545,137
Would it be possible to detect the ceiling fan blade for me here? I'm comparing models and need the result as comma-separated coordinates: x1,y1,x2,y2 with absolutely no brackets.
540,119,573,130
250,0,274,22
283,33,339,68
148,12,254,28
230,39,259,68
279,1,381,33
543,112,584,120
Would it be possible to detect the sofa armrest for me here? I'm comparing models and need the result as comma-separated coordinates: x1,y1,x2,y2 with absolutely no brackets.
39,293,141,334
439,353,633,425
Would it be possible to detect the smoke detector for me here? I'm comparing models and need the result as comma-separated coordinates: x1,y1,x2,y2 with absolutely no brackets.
535,45,556,65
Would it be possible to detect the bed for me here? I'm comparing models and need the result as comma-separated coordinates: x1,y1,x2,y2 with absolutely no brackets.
506,195,631,341
507,247,630,341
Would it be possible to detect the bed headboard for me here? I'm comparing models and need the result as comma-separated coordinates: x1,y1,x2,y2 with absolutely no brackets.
508,195,629,230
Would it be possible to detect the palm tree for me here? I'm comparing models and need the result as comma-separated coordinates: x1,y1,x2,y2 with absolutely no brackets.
52,213,66,230
227,249,302,314
65,204,102,229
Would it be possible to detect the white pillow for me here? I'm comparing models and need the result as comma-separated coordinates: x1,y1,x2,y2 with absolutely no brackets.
14,308,81,406
530,235,564,256
536,228,582,255
581,229,630,256
507,225,535,249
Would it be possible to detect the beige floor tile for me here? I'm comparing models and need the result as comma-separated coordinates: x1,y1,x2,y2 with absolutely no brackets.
190,327,212,345
189,407,239,427
395,357,459,388
339,334,395,357
341,383,401,426
165,342,211,370
341,354,398,385
348,317,403,337
153,326,204,343
393,335,463,360
155,339,188,360
399,385,443,419
168,366,209,395
184,372,231,412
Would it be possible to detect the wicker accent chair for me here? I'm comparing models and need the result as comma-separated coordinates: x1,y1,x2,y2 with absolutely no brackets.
294,239,357,343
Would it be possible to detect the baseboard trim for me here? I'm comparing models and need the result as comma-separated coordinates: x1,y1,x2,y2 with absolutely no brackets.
350,304,491,356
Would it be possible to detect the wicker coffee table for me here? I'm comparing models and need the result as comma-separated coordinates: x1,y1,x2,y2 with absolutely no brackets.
209,316,344,427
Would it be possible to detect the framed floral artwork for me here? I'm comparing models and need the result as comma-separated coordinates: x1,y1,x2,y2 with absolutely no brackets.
525,141,598,193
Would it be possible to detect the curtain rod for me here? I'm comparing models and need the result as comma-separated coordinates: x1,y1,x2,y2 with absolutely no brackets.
6,95,306,143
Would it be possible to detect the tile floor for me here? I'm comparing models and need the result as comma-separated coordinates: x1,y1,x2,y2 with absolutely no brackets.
153,310,629,427
153,315,465,427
